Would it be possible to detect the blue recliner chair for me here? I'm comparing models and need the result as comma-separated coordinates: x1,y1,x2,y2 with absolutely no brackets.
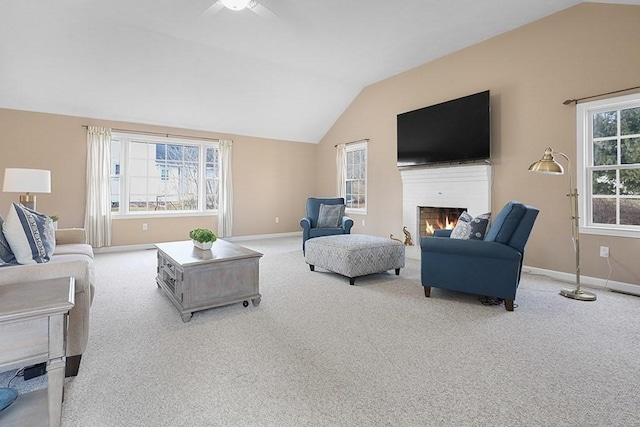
300,197,354,253
420,201,539,311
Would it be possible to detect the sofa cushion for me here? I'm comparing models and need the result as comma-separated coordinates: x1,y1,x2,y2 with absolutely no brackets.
53,243,95,259
0,215,17,265
317,203,345,228
450,211,491,240
484,201,527,244
3,203,56,264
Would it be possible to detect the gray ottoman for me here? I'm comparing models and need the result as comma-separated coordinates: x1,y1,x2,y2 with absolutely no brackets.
304,234,405,285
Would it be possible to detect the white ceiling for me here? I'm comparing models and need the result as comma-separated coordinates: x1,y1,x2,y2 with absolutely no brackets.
1,0,638,143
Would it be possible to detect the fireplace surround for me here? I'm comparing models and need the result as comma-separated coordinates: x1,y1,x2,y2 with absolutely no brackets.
400,164,492,259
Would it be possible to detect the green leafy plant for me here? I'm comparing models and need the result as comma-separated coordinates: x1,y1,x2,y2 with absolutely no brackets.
49,215,59,222
189,228,217,243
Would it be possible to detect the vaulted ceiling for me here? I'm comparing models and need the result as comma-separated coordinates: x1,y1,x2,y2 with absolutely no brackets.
1,1,638,143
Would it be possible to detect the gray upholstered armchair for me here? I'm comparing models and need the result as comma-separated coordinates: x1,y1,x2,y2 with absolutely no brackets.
420,201,539,311
300,197,354,253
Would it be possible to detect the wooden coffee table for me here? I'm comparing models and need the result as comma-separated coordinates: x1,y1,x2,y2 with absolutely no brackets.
155,240,262,322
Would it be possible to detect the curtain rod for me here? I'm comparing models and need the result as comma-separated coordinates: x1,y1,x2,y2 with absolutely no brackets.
81,125,220,142
562,84,640,105
334,138,369,148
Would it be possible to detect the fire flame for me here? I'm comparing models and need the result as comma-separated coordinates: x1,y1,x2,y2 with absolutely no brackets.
425,216,456,235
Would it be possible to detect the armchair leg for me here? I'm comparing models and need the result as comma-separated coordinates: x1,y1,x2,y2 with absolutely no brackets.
65,354,82,377
424,287,431,298
505,300,514,311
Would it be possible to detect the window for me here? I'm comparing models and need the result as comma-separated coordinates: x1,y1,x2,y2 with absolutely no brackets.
577,93,640,237
344,141,367,212
110,133,219,215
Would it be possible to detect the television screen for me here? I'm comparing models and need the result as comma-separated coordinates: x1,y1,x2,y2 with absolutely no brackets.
397,90,490,167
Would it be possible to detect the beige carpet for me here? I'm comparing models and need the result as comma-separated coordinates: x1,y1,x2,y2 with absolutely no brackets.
55,236,639,426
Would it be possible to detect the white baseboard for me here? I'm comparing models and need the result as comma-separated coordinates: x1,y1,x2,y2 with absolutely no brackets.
93,231,302,254
522,265,640,296
93,243,155,253
226,231,301,242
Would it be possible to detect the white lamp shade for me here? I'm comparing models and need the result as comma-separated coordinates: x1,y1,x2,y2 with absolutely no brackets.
221,0,251,10
2,168,51,193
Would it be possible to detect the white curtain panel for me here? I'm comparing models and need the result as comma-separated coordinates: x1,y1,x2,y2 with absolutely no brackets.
84,126,112,247
335,143,346,198
218,140,233,237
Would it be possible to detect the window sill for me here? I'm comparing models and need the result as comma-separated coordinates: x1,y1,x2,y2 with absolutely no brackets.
580,226,640,239
112,211,217,220
346,209,367,216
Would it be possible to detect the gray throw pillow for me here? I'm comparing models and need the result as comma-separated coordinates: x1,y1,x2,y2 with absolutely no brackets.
450,211,491,240
317,204,345,228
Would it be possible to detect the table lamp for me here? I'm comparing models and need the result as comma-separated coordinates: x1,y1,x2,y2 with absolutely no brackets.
2,168,51,211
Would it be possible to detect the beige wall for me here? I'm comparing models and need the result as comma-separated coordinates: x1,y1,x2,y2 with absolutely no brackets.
316,3,640,286
0,109,317,246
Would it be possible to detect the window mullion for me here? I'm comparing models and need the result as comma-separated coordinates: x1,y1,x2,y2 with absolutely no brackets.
199,145,205,212
122,137,130,214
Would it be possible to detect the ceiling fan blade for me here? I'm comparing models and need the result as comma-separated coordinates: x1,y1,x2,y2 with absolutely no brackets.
249,2,278,19
199,0,224,16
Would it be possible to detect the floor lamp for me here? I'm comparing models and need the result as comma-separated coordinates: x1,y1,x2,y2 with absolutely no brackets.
528,148,597,302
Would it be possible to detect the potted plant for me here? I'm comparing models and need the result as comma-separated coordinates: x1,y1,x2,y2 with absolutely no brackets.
49,215,59,230
189,228,217,250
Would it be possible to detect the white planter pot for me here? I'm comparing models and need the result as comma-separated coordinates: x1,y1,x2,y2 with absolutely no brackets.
193,240,213,250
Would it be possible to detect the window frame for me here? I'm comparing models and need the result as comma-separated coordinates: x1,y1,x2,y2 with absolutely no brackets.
577,92,640,238
111,133,219,218
344,141,368,215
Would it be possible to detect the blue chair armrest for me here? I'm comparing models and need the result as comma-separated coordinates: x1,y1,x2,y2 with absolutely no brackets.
342,216,354,231
421,237,521,261
300,217,312,230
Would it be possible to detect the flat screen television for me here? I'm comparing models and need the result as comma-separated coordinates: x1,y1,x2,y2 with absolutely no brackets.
397,90,490,167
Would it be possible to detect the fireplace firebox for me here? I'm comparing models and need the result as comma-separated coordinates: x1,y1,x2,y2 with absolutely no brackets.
419,206,466,238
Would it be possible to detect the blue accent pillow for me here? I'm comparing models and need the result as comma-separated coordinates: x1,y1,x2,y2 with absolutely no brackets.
485,201,527,243
0,215,17,265
450,211,491,240
2,203,56,264
0,387,18,412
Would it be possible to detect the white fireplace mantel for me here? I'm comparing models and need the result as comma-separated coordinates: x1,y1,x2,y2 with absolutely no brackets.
400,164,492,259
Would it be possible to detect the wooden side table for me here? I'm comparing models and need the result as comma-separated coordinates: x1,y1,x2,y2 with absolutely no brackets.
0,277,75,427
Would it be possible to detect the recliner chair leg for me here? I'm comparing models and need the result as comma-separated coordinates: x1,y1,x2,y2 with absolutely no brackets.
65,355,82,377
424,287,431,298
505,300,514,311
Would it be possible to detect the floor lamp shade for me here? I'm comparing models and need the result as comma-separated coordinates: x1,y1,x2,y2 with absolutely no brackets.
2,168,51,210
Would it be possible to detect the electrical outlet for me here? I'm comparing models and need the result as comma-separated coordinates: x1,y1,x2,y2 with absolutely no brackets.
275,217,279,223
361,220,365,226
142,223,148,231
600,246,609,258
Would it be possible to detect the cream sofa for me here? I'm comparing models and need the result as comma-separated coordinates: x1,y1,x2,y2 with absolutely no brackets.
0,228,95,376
